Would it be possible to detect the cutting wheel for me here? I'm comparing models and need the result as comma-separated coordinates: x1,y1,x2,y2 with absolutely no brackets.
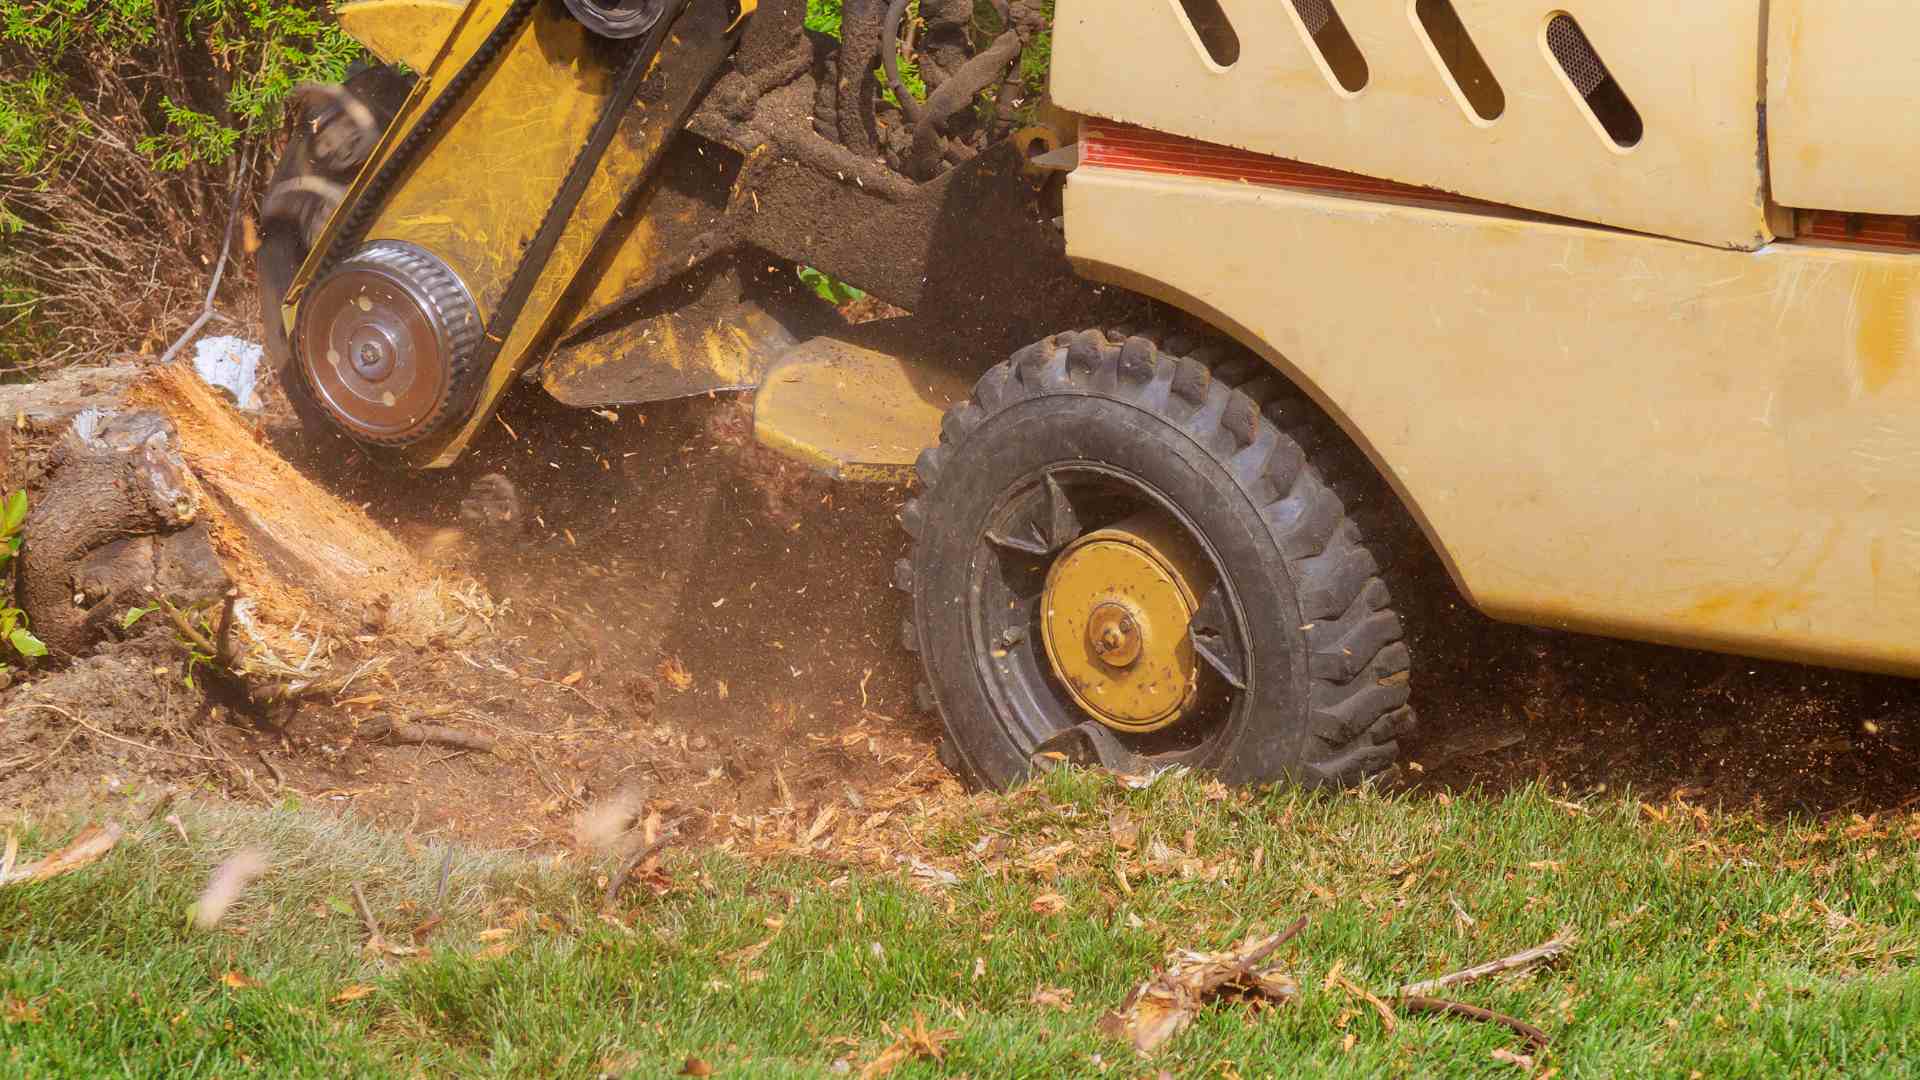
293,240,482,446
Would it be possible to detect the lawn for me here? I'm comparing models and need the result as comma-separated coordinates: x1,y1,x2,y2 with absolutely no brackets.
3,772,1917,1077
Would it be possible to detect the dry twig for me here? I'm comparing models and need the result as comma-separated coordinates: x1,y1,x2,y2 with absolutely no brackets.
159,145,254,365
1400,996,1550,1050
21,702,218,762
351,882,384,947
602,815,693,908
1398,934,1574,998
212,590,240,667
362,718,495,754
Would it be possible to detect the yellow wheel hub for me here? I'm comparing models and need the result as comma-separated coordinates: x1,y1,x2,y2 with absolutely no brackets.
1040,514,1214,734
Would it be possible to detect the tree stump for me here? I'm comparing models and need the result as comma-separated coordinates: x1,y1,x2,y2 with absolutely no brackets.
16,408,229,656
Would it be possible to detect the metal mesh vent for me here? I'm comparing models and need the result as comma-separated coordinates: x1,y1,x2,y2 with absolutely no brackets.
1294,0,1334,35
1546,14,1607,97
1288,0,1367,92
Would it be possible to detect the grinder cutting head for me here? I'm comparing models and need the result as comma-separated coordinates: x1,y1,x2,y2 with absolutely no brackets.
293,240,483,446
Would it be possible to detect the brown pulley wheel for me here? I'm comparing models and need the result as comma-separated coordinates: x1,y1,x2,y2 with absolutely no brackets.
293,240,482,447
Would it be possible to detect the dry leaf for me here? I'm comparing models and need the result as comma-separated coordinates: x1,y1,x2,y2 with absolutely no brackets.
477,939,518,960
195,848,269,929
561,670,584,686
1030,892,1068,915
1527,860,1564,872
1,823,123,885
330,984,376,1004
904,857,958,889
725,934,777,966
3,995,44,1024
1333,975,1397,1033
475,927,515,942
803,805,838,845
1030,985,1075,1011
679,1057,714,1077
220,970,259,990
860,1013,956,1078
1492,1048,1536,1070
858,1042,911,1080
1101,926,1302,1053
337,694,383,708
659,656,694,692
1108,812,1139,852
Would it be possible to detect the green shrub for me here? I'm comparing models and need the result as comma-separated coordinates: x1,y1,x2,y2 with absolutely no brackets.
804,0,843,37
0,0,363,376
0,489,45,665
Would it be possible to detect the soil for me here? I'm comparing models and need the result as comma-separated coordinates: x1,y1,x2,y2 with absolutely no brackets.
8,369,1920,845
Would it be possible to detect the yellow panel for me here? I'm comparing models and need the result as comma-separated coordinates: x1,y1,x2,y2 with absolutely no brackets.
1068,165,1920,674
752,337,970,482
366,11,616,321
1767,2,1920,215
336,0,468,73
1051,0,1771,250
286,1,736,466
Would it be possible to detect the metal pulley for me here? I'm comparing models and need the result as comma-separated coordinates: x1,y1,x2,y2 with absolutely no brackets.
562,0,669,38
293,240,483,446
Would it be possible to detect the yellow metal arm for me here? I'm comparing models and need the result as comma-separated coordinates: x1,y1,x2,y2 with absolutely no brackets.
335,0,468,73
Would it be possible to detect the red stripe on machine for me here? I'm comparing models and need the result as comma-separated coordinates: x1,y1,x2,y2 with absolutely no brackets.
1079,120,1493,212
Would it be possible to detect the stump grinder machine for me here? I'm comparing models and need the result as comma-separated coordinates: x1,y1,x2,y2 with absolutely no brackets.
263,0,1920,790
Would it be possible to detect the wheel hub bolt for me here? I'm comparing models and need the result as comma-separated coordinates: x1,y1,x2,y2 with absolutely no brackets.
1087,602,1144,669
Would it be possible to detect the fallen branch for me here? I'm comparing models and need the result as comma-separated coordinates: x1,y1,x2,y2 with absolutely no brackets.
361,718,496,754
255,749,286,788
1398,934,1574,998
602,815,692,908
1400,995,1550,1050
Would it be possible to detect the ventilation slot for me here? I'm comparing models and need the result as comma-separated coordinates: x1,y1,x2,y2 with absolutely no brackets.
1176,0,1241,67
1291,0,1369,94
1546,13,1641,148
1414,0,1504,122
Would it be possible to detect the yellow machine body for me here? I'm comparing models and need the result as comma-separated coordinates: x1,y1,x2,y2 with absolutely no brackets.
292,0,740,465
300,0,1920,682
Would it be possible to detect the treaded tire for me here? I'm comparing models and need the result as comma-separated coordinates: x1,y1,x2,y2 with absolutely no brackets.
899,328,1414,790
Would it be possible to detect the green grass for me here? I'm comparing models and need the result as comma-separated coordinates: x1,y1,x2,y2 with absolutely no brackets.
4,774,1919,1077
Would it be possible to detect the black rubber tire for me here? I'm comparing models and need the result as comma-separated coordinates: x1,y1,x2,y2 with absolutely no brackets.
899,328,1415,790
257,65,413,446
